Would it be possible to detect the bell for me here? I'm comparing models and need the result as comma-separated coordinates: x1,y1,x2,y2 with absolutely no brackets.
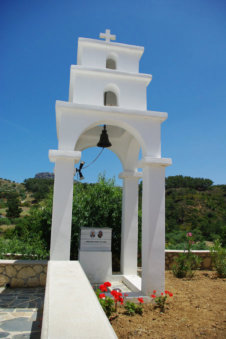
97,125,112,148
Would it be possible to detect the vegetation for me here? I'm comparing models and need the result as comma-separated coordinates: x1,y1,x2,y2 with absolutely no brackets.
71,175,122,268
0,237,48,259
164,178,226,248
0,174,225,265
210,240,226,278
124,301,143,316
151,290,173,313
6,192,22,218
24,177,54,202
172,233,202,278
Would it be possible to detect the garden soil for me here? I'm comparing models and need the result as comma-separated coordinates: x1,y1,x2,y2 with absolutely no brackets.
111,271,226,339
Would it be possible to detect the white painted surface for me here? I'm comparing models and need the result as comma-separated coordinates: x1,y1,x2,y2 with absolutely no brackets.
77,38,144,73
141,164,167,295
123,275,141,292
55,101,164,158
69,66,151,110
120,172,139,275
41,261,117,339
49,156,80,260
49,150,81,162
79,251,112,283
49,32,172,295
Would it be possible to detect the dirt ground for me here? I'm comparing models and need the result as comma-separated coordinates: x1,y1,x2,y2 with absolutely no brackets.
111,271,226,339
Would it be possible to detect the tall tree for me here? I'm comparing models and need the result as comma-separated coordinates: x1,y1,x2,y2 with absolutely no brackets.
6,192,22,218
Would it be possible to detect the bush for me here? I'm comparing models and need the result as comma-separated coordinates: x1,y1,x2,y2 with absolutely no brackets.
0,237,49,259
124,301,143,316
210,240,226,278
172,233,202,278
6,192,22,218
24,178,54,201
172,252,201,278
71,175,122,269
0,217,11,225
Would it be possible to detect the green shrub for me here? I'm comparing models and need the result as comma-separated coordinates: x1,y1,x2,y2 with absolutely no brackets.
210,240,226,278
124,301,143,316
95,288,115,318
0,237,49,259
172,252,201,278
0,217,11,225
172,233,202,278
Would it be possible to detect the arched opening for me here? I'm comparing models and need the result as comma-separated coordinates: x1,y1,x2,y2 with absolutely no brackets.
104,91,117,106
72,124,143,275
106,58,116,70
71,146,123,271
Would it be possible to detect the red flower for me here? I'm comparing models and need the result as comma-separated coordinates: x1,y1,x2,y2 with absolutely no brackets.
124,293,128,297
99,293,106,299
118,297,124,304
165,290,169,294
99,284,107,292
104,281,111,287
111,290,117,297
153,290,156,294
138,297,144,304
161,292,164,296
169,292,173,297
151,294,156,298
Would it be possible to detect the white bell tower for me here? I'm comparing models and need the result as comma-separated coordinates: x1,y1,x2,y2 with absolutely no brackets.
49,30,172,295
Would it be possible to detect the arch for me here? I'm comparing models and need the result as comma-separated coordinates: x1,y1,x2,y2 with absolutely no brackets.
106,52,117,70
74,119,146,168
104,91,117,106
106,58,116,70
103,82,119,106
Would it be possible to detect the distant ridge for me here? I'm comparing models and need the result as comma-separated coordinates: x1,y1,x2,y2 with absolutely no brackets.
35,172,54,179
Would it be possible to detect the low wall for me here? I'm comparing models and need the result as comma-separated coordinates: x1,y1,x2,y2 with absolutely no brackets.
0,260,47,287
0,251,213,287
41,261,117,339
165,250,213,270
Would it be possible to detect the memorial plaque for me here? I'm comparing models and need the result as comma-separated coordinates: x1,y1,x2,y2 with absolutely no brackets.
80,227,112,252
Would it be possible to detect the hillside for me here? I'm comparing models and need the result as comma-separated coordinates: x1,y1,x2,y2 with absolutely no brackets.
165,184,226,247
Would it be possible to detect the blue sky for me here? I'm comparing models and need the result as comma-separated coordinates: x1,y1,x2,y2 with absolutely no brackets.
0,0,225,185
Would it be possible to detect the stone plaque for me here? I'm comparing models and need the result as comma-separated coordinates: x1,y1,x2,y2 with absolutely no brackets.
80,227,112,252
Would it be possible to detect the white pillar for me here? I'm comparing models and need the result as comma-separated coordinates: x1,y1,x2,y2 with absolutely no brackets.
49,150,81,260
140,157,171,295
119,171,141,275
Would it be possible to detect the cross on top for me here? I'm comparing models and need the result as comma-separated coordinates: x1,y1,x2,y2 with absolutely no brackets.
99,29,116,43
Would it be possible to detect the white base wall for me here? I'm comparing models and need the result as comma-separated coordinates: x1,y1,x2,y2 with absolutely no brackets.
41,261,117,339
79,251,112,283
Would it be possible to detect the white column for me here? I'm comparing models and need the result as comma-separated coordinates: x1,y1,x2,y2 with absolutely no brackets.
49,150,81,260
140,157,171,295
119,171,141,275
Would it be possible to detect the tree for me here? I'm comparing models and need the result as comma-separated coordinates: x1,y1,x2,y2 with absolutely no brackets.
71,175,122,269
6,192,22,218
24,178,54,201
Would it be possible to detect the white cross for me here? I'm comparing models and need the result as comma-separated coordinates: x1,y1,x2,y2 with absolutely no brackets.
99,29,116,43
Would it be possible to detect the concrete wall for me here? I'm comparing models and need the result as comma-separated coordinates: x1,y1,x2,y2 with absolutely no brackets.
41,261,117,339
77,38,143,73
70,68,148,110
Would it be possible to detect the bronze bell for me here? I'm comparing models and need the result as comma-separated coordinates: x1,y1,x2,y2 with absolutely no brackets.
97,125,112,148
